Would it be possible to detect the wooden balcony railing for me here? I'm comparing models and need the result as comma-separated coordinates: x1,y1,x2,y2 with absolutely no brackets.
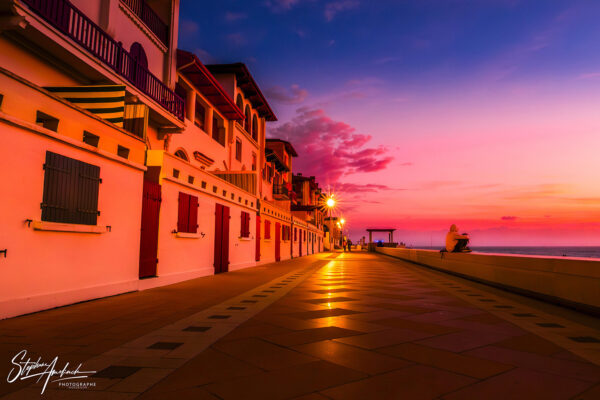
120,0,169,45
22,0,184,121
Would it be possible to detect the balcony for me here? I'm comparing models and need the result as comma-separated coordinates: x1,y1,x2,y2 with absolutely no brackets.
21,0,184,121
273,184,291,200
121,0,169,46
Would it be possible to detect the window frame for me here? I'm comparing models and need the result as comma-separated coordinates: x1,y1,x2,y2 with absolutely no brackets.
41,151,101,226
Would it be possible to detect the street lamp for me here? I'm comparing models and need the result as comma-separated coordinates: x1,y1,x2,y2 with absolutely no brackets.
326,195,335,252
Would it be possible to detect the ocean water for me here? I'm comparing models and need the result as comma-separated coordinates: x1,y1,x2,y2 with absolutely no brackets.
415,246,600,259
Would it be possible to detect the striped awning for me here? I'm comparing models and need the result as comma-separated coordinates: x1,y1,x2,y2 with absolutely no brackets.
45,85,125,127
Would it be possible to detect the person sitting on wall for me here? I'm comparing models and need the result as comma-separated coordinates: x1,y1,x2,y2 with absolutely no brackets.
445,224,472,252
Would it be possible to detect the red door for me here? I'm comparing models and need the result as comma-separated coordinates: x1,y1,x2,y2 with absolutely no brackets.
139,180,161,278
214,203,230,274
275,222,281,261
299,229,303,257
255,215,261,261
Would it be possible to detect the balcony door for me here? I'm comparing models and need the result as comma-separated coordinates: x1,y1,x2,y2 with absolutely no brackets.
275,222,281,262
214,203,230,274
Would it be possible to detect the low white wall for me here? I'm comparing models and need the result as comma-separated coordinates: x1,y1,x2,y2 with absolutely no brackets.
377,248,600,314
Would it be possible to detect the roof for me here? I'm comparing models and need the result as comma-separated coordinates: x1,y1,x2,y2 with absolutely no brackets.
206,63,277,121
177,50,244,121
266,138,298,157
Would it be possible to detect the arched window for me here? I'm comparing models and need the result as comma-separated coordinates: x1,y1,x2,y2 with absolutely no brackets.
174,149,188,161
130,42,148,69
252,115,258,141
129,42,148,89
236,94,243,111
244,105,251,133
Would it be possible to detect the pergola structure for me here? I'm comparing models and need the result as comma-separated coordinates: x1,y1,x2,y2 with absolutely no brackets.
366,228,397,252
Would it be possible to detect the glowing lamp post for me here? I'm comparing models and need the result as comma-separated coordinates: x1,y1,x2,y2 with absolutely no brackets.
326,196,335,252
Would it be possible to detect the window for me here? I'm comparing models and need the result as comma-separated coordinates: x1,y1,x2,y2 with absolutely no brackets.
236,94,243,113
235,138,242,161
244,105,251,132
252,115,258,141
36,111,59,132
264,220,271,239
240,211,250,238
177,192,198,233
282,225,290,241
252,152,257,171
117,145,130,159
173,169,180,178
41,151,101,225
174,149,188,161
83,131,99,147
194,100,206,131
212,115,225,146
294,227,297,241
188,175,194,184
175,84,187,119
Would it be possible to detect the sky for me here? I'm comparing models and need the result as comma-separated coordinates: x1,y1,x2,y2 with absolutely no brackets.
178,0,600,246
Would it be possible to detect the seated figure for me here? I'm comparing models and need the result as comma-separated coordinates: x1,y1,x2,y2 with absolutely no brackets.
445,224,471,252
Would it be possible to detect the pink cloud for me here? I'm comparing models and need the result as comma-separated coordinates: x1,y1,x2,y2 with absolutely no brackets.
264,84,308,104
270,107,394,183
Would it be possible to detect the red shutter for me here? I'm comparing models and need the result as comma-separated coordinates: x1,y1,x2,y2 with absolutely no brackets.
265,220,270,239
188,195,198,233
241,211,250,237
178,192,189,232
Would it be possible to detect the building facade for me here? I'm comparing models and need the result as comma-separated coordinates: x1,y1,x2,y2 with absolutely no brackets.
0,0,326,320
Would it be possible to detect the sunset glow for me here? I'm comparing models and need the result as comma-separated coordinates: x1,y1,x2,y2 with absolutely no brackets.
183,1,600,245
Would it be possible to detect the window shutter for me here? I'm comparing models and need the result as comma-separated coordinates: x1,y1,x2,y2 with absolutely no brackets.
188,195,199,233
77,160,101,225
177,192,189,232
42,151,100,225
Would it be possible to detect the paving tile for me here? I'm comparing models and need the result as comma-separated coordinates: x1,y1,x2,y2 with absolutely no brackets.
466,346,600,382
93,366,141,379
442,367,594,400
138,348,263,394
572,383,600,400
333,328,437,349
369,303,435,314
304,297,358,304
293,340,412,374
310,288,358,294
322,365,476,400
287,308,363,320
264,326,363,346
204,360,367,400
416,328,519,352
377,342,514,379
212,337,317,370
493,334,564,356
371,317,460,335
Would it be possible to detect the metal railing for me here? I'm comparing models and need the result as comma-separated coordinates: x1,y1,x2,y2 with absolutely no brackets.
121,0,169,45
22,0,184,121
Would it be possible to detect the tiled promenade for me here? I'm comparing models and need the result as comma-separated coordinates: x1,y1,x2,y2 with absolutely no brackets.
1,252,599,399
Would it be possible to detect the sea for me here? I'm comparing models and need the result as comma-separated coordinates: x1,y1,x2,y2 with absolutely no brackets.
414,246,600,259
